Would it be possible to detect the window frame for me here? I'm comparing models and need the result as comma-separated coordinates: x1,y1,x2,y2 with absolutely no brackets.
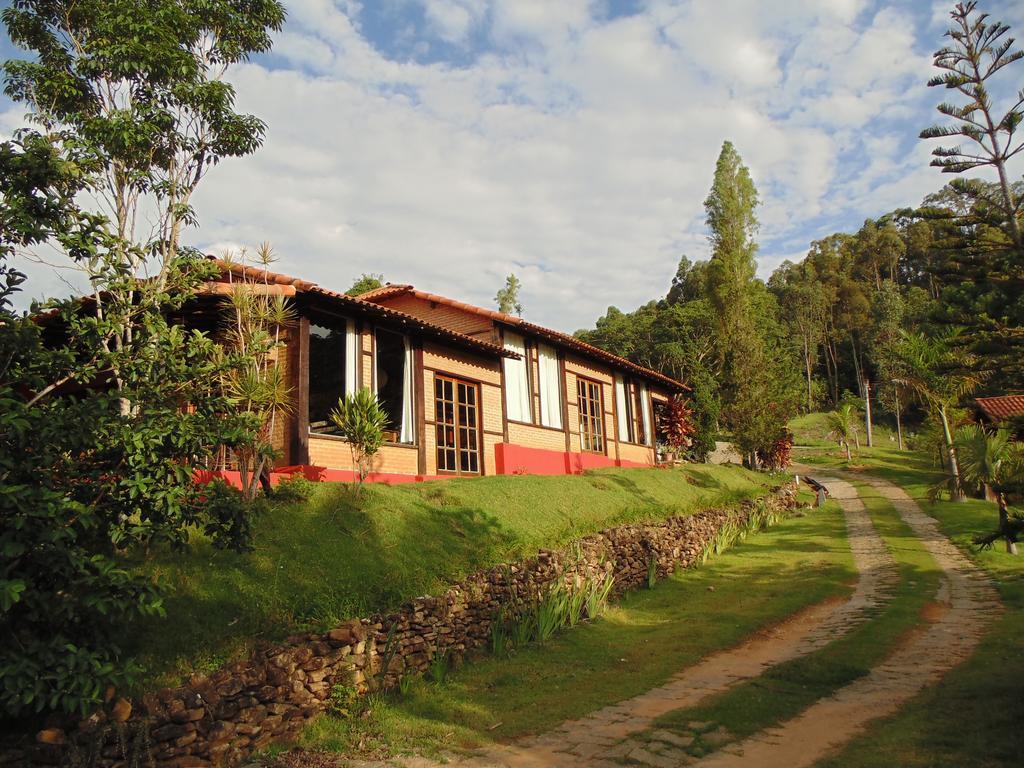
307,318,356,437
373,326,415,446
576,375,606,454
537,343,563,430
502,330,534,425
433,373,483,475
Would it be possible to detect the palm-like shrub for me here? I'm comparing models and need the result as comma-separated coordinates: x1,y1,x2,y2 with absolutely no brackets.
330,388,388,495
893,329,982,500
827,403,857,462
220,245,294,500
955,424,1024,555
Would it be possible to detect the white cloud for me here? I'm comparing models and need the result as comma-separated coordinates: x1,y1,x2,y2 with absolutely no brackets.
7,0,1024,329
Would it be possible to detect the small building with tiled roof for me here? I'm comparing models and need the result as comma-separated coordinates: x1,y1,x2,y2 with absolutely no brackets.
974,395,1024,436
358,283,685,477
200,265,688,483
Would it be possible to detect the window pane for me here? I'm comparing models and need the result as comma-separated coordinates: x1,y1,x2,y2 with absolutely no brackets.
375,329,406,435
503,332,531,422
309,323,347,434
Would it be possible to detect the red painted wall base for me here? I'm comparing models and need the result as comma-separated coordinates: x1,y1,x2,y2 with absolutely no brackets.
493,443,651,476
195,467,438,488
196,443,653,489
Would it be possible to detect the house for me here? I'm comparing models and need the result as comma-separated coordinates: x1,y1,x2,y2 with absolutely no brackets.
974,395,1024,439
203,262,688,483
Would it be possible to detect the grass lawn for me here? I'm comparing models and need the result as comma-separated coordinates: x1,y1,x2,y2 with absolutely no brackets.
123,464,771,692
789,411,898,449
284,494,854,760
641,477,942,758
792,439,1024,768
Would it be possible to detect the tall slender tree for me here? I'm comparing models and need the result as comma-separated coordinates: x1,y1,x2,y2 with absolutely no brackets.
704,140,759,358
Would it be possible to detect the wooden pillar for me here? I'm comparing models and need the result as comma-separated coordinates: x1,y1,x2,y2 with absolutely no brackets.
292,316,310,465
560,353,572,453
414,343,427,476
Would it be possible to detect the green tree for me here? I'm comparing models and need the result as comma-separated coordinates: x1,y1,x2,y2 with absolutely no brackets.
495,273,524,315
921,1,1024,248
0,0,284,720
576,299,720,461
347,273,385,296
704,140,759,357
330,388,389,496
894,329,983,500
3,0,285,404
955,424,1023,554
827,403,858,462
703,141,797,467
666,255,709,304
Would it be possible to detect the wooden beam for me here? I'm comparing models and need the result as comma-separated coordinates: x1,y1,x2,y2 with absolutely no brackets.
293,316,310,465
414,343,427,476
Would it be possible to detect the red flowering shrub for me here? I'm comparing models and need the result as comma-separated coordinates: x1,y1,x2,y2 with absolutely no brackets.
657,396,696,453
758,432,794,471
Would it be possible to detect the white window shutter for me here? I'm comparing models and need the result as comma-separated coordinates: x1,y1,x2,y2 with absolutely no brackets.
503,331,531,422
538,344,562,429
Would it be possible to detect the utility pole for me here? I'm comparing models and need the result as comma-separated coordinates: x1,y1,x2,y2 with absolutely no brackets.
864,378,874,448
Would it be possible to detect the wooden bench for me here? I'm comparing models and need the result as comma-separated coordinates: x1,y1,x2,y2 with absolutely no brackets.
802,476,829,508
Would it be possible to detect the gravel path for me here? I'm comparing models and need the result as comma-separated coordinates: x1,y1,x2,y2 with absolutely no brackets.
683,472,1002,768
331,473,899,768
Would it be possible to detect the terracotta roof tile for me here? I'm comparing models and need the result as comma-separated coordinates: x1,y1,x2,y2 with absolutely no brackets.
352,284,413,301
363,285,689,392
207,261,516,359
975,395,1024,422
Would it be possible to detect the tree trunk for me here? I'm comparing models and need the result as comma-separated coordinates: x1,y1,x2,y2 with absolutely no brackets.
939,406,965,501
864,380,873,448
803,334,813,412
844,441,851,462
895,388,904,451
998,494,1017,555
850,337,863,396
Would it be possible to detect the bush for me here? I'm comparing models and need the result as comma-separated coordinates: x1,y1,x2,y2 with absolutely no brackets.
330,388,388,494
0,262,259,720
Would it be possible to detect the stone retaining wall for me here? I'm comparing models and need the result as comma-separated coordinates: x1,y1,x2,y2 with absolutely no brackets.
4,484,798,768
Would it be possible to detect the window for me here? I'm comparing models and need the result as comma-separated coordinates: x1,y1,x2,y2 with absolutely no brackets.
308,320,357,434
614,376,634,443
375,328,415,444
638,383,653,446
435,375,481,474
577,377,605,453
537,344,562,429
503,331,531,422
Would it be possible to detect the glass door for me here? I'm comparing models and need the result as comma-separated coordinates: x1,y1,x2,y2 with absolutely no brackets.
435,375,481,474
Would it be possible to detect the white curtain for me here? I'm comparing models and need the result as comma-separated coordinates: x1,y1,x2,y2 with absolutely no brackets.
503,331,531,422
538,344,562,429
344,319,358,395
400,336,415,444
615,377,631,442
639,383,653,446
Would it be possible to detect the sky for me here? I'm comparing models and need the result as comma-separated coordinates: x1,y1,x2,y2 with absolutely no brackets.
3,0,1024,331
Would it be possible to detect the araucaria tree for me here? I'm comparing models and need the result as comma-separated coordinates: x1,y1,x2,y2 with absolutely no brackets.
921,0,1023,248
0,0,285,721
